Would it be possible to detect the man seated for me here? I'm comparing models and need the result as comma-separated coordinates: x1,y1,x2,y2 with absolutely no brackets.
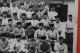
25,22,35,40
3,18,15,36
34,23,46,43
37,36,52,53
27,38,38,53
0,35,10,53
54,37,68,53
14,35,25,53
13,22,25,38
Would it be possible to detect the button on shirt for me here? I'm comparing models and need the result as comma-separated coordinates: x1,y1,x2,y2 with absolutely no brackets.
48,11,58,20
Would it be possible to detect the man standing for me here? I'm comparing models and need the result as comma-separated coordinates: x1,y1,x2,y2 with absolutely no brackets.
65,15,74,53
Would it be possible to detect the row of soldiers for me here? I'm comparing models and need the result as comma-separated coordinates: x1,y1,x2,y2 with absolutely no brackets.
0,0,74,53
0,13,74,53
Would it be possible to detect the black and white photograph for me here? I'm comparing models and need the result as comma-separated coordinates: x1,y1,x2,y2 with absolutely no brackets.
0,0,78,53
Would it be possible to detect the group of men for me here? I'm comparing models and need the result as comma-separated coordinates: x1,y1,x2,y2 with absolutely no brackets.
0,0,74,53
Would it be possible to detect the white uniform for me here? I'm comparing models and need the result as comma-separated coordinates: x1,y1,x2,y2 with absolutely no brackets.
26,11,34,19
54,42,68,53
48,11,58,20
54,21,63,32
30,20,40,27
47,30,59,40
0,6,10,14
40,19,50,26
10,6,19,17
8,39,16,52
17,9,27,19
34,29,46,39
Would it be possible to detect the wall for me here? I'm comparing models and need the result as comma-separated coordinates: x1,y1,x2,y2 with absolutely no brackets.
64,1,78,23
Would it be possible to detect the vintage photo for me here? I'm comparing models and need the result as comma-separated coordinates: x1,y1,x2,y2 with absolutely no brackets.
0,0,78,53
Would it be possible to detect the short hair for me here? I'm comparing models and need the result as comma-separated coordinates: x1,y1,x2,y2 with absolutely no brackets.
32,13,36,16
29,6,33,8
68,15,72,18
26,22,31,26
59,37,64,40
17,22,22,25
13,13,17,16
20,3,24,6
55,16,59,18
8,19,13,22
39,23,44,26
3,0,7,3
49,24,54,28
43,12,48,15
21,13,26,16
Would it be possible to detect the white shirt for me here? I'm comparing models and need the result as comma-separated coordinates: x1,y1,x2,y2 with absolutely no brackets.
40,19,50,26
34,29,46,39
54,42,68,53
54,21,63,32
0,6,10,13
26,11,34,19
30,20,40,27
2,18,8,26
18,9,27,19
48,11,58,20
47,30,59,40
10,6,18,14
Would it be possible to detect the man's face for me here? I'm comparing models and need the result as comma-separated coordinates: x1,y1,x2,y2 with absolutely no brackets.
18,24,22,28
33,15,36,19
3,14,7,17
51,7,55,11
39,26,43,30
17,38,21,42
12,2,16,6
51,26,54,30
8,21,13,25
69,17,72,21
13,15,17,19
59,39,63,43
43,15,47,19
3,2,7,6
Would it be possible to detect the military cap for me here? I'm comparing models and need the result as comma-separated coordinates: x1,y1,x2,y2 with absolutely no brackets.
49,24,54,28
8,19,13,22
13,13,17,16
39,23,44,26
21,13,26,16
59,37,64,40
17,22,22,25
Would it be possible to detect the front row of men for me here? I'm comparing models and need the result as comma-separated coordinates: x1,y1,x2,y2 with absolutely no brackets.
0,35,67,53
